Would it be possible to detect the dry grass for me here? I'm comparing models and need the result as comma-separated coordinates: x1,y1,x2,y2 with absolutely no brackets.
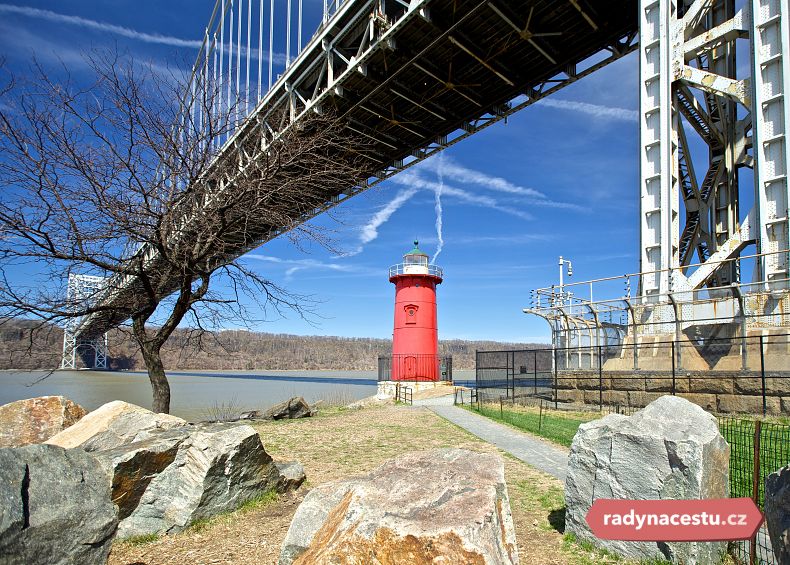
108,405,639,565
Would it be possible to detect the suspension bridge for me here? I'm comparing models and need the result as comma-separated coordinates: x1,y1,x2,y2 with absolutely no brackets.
62,0,789,369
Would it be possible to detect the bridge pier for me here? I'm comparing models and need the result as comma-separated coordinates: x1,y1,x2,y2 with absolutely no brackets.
61,331,108,370
60,274,109,370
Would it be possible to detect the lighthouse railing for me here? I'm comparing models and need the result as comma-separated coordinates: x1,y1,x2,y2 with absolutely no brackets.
388,264,443,278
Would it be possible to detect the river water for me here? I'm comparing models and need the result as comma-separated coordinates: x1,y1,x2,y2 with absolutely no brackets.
0,369,475,421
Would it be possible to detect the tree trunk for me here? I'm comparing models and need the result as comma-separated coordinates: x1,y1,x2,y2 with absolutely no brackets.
139,340,171,414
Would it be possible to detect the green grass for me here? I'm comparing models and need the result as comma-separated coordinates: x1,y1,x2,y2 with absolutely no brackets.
468,402,790,509
465,403,593,447
186,489,280,533
718,417,790,505
120,533,160,546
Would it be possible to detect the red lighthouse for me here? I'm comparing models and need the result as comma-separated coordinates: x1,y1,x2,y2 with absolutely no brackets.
389,241,443,381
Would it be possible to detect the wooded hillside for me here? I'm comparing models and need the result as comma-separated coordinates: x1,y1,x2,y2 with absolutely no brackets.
0,319,545,371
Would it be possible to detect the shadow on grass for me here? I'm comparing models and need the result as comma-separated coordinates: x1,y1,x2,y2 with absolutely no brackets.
548,506,566,533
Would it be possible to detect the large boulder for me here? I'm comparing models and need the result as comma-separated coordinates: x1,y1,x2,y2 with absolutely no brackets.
0,396,87,448
46,400,186,451
279,448,518,565
565,395,729,564
263,397,312,420
765,465,790,564
0,444,118,564
94,422,296,538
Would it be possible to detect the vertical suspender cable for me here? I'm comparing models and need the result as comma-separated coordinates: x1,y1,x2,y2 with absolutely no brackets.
286,0,291,66
219,0,225,144
236,0,242,127
258,0,263,102
246,0,251,115
323,0,327,23
268,0,274,89
213,33,218,149
228,1,234,137
203,41,209,150
298,0,302,55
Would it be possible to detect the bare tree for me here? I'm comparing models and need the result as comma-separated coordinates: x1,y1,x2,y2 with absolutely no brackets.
0,51,372,413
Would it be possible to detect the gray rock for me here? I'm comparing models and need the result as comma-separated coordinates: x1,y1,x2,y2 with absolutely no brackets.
95,422,298,538
46,400,186,451
263,397,312,420
0,444,118,565
279,448,518,565
765,465,790,564
275,461,306,492
564,395,729,564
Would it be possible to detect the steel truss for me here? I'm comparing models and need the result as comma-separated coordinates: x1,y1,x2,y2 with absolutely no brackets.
639,0,790,297
61,274,108,370
74,0,638,340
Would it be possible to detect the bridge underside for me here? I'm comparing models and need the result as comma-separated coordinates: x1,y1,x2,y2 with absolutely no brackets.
75,0,638,340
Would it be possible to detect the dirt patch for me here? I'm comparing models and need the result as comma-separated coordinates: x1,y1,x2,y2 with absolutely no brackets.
108,405,627,564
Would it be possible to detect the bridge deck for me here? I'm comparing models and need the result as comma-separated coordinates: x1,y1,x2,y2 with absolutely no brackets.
78,0,637,338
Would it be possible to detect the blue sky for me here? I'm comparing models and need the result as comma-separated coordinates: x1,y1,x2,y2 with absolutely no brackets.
0,0,642,343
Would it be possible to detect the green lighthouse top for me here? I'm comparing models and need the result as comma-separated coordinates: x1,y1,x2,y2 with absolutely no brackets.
405,240,428,257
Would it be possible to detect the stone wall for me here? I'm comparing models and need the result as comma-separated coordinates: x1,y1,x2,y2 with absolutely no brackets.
551,370,790,415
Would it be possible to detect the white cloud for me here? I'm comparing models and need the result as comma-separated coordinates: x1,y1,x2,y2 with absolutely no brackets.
0,4,203,49
0,4,289,66
245,254,376,279
432,154,445,264
422,157,545,198
392,171,533,220
337,186,420,257
416,155,581,210
535,98,638,122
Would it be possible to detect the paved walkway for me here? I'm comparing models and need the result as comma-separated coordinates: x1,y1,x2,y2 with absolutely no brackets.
428,403,569,481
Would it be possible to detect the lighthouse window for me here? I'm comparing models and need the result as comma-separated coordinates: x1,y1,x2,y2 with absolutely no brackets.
404,304,418,324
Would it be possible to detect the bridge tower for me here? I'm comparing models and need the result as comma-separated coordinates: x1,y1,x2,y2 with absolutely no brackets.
638,0,790,297
388,241,443,381
61,274,108,370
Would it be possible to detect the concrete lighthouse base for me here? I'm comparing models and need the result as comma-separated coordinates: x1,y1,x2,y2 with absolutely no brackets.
376,380,454,400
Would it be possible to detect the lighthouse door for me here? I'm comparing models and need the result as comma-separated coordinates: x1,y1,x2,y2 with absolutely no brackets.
404,356,417,379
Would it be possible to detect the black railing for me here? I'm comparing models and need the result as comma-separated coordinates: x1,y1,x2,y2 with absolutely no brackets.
476,334,790,416
395,383,413,405
378,354,453,382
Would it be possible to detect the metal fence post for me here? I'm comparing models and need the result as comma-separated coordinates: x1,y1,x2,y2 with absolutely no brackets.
553,346,558,410
759,335,766,416
671,340,676,395
750,419,762,565
533,351,538,396
598,344,603,411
